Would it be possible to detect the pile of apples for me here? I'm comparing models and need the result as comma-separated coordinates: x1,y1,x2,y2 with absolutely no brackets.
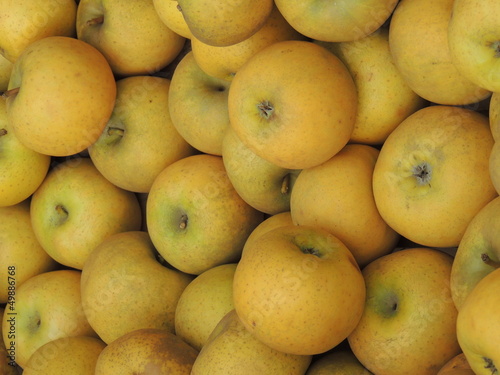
1,0,500,374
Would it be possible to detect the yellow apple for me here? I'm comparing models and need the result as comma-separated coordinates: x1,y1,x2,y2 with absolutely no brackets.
0,0,77,63
372,105,497,248
305,350,373,375
22,336,106,375
2,270,97,369
76,0,186,76
233,224,366,356
316,27,426,145
168,51,231,155
0,308,18,375
456,268,500,375
437,353,474,375
29,157,142,270
5,36,116,157
450,196,500,310
191,309,312,374
348,248,461,375
222,126,301,215
489,92,500,141
190,5,307,82
448,0,500,93
94,328,199,375
228,40,357,170
388,0,491,105
0,98,51,207
245,211,295,245
88,75,196,193
274,0,398,42
291,143,400,268
153,0,192,39
146,153,264,275
81,231,193,344
0,200,58,304
174,263,237,351
0,54,13,91
489,141,500,195
176,0,274,47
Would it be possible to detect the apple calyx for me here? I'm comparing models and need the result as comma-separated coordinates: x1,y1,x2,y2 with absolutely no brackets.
1,87,20,99
483,357,498,375
86,15,104,27
487,40,500,58
300,246,321,257
257,100,274,120
412,162,432,186
481,253,500,269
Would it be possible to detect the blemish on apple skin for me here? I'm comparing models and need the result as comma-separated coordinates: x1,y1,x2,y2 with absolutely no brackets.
483,357,498,374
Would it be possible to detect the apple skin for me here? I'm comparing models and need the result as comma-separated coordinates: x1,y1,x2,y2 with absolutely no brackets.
0,54,13,91
450,196,500,310
0,308,18,375
436,353,474,375
348,248,461,375
6,36,116,157
305,350,373,375
233,224,366,356
456,268,500,375
29,157,143,270
76,0,186,76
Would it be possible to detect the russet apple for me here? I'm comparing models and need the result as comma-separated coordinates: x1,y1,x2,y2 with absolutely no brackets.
348,248,461,375
233,224,366,356
5,36,116,157
372,105,497,248
88,75,196,193
228,40,357,170
29,157,143,270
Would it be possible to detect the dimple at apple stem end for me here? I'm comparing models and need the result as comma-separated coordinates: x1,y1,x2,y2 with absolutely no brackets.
55,204,69,222
107,127,124,137
1,87,20,99
257,100,274,120
481,253,500,269
179,214,188,230
301,247,320,257
86,15,104,27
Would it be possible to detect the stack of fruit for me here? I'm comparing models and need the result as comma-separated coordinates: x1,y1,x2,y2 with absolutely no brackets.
1,0,499,374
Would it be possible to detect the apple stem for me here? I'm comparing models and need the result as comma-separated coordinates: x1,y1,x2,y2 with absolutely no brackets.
179,214,188,230
0,128,7,137
281,174,290,195
107,127,124,137
481,253,500,269
55,204,69,217
1,87,20,99
86,15,104,27
257,100,274,120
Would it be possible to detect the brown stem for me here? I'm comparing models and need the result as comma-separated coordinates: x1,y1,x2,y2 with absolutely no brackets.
86,15,104,27
281,174,290,195
2,87,20,99
107,127,124,137
481,253,500,269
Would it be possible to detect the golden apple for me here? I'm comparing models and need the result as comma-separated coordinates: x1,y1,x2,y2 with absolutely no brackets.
228,40,357,170
0,54,13,91
233,225,365,356
81,231,193,344
305,350,373,375
348,248,461,375
88,75,196,193
245,211,295,245
191,309,312,374
437,353,474,375
94,328,198,375
456,268,500,375
388,0,491,105
29,157,142,270
76,0,186,76
153,0,191,39
5,36,116,157
489,141,500,195
291,143,399,268
174,263,237,351
372,105,497,248
489,92,500,141
22,336,106,375
146,154,264,275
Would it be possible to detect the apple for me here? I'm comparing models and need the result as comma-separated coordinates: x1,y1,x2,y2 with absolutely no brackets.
0,97,51,207
29,157,143,270
0,308,18,375
489,141,500,195
88,75,196,193
290,143,400,268
0,0,77,63
81,231,193,344
176,0,274,47
76,0,186,77
233,224,366,356
450,195,500,310
152,0,192,39
305,350,373,375
174,263,237,351
191,309,312,374
388,0,491,105
22,336,106,375
448,0,500,92
274,0,398,42
227,40,357,170
456,268,500,375
372,105,497,248
0,54,13,91
146,153,264,275
1,269,97,369
437,353,474,375
316,27,426,145
0,200,58,304
348,248,461,375
489,92,500,141
245,211,295,246
5,36,116,157
94,328,199,375
168,51,231,156
222,127,301,215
